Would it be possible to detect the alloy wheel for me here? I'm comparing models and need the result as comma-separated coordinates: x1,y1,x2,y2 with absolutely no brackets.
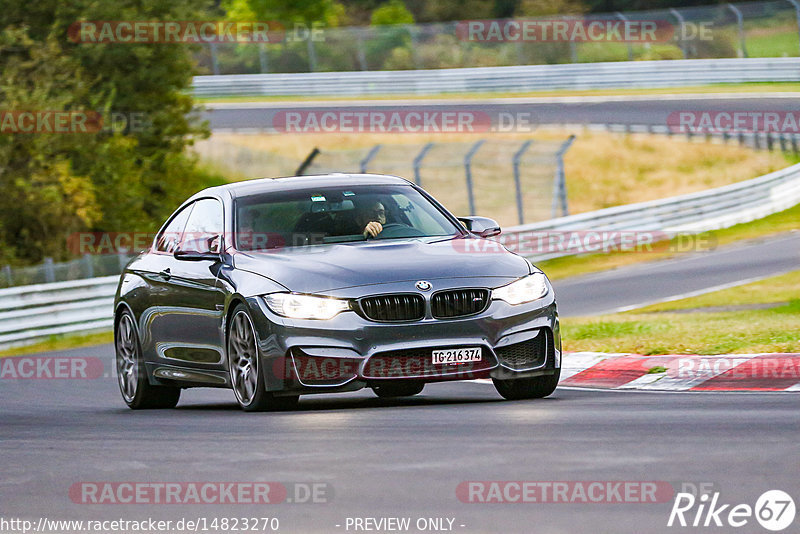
116,313,138,402
229,310,259,405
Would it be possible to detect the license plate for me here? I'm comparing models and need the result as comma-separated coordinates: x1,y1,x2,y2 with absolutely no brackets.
432,347,482,365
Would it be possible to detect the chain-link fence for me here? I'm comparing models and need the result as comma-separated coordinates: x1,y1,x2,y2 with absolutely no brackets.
195,0,798,75
298,138,574,227
0,253,134,289
194,136,575,227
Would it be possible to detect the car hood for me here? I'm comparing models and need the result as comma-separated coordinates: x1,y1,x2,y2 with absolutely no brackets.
233,236,530,294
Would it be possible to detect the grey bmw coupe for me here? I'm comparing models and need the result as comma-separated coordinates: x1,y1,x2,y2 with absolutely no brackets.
114,173,561,411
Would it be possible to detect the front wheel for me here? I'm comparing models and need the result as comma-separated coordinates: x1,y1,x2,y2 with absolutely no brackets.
228,304,299,412
116,310,181,409
492,369,560,400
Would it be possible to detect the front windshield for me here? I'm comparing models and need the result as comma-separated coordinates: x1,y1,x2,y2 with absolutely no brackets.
234,183,461,251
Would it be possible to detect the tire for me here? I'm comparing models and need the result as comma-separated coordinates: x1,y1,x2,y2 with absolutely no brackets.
227,304,299,412
116,310,181,409
372,381,425,398
492,369,560,400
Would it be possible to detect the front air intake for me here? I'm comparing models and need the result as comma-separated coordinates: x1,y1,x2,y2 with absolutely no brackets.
431,289,489,318
359,294,425,322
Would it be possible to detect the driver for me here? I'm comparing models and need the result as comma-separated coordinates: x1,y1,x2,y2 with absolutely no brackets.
357,201,387,238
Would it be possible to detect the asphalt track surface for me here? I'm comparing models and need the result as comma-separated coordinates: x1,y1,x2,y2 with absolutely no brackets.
2,233,799,533
2,346,799,534
203,94,800,132
552,231,800,317
3,96,799,533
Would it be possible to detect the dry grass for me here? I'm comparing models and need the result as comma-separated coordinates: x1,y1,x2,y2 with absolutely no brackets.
558,130,788,214
197,128,789,225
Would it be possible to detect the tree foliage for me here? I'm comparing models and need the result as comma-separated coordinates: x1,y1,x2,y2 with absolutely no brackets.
0,0,224,264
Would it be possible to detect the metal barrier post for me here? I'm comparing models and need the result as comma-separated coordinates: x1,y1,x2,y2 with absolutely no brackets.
258,43,269,73
553,135,576,218
356,30,368,70
209,42,220,75
616,12,634,60
464,140,485,216
2,265,12,286
83,254,94,279
360,144,382,173
788,0,800,55
408,26,421,69
512,140,533,225
296,148,320,175
307,38,318,72
413,143,434,186
670,8,688,58
43,257,55,284
118,250,129,272
727,4,748,58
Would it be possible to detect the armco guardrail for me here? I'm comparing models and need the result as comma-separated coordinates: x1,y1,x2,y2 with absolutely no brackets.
2,162,800,350
192,58,800,97
0,276,118,349
505,161,800,262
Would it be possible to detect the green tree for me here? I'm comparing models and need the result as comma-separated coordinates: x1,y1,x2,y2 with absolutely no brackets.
371,0,414,25
0,0,224,263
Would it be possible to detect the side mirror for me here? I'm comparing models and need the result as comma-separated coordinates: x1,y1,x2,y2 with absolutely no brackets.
458,216,501,238
174,249,221,262
174,235,223,262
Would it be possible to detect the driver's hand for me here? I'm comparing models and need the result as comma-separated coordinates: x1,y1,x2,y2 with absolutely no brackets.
363,221,383,238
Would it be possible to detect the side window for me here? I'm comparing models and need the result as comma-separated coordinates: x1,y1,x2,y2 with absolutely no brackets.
155,204,193,253
180,198,224,253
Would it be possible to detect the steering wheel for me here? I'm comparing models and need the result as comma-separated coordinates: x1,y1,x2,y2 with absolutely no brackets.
374,223,426,239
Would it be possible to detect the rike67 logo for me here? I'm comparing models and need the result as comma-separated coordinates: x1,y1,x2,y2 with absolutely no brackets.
668,490,795,531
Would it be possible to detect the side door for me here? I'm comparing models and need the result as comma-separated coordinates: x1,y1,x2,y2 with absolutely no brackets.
137,202,194,362
159,198,228,368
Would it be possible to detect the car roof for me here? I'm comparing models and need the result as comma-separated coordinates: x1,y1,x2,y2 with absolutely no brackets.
192,173,413,202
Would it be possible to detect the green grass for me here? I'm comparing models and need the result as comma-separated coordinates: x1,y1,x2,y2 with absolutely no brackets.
0,331,113,358
747,31,800,58
561,270,800,354
636,270,800,312
562,303,800,354
539,202,800,281
194,82,800,104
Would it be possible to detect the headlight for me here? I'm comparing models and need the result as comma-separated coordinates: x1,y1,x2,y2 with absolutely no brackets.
264,293,350,320
492,273,549,305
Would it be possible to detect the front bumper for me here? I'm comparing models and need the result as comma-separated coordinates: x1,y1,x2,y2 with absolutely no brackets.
246,289,560,394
